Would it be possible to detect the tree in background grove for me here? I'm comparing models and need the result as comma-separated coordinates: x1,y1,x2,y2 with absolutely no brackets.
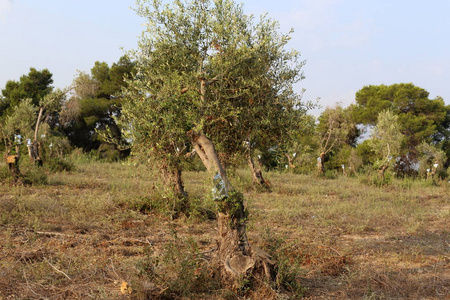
350,83,450,174
369,109,403,182
61,56,135,159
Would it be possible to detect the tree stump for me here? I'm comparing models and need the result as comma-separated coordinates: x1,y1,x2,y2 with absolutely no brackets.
6,155,21,180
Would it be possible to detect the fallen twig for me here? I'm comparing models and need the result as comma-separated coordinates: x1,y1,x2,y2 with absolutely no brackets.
44,258,72,280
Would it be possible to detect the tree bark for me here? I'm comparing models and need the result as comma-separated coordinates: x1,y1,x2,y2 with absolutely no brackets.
247,154,270,189
317,152,325,174
161,162,187,199
188,131,274,287
285,153,296,169
29,107,44,166
378,165,389,182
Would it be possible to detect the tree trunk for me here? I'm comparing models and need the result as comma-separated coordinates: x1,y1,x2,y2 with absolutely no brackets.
29,107,44,166
7,155,20,179
317,152,325,174
247,153,270,189
378,165,389,182
188,131,274,287
6,145,22,182
160,162,188,218
285,153,296,169
161,163,187,198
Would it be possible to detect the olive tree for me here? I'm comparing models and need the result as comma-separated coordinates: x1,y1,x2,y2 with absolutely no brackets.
369,109,403,181
0,99,36,179
417,141,447,180
123,0,304,285
316,105,357,174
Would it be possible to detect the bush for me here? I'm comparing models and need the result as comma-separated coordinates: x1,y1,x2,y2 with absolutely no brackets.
47,157,75,173
0,165,12,183
21,165,48,185
136,238,221,298
261,229,305,298
68,148,100,164
324,169,338,179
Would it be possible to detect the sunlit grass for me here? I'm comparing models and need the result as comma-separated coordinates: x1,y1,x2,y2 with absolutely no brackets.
1,161,448,299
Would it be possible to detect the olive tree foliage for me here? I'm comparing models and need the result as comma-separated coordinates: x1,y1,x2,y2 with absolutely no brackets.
122,0,304,284
369,109,403,180
417,141,447,179
29,89,67,165
123,0,304,195
0,99,35,178
0,90,68,165
316,105,357,174
0,99,36,153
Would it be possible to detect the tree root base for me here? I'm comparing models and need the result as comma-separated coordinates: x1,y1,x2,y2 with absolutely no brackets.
215,246,276,291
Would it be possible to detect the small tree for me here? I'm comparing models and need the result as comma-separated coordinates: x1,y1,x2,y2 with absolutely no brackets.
124,0,304,286
316,105,357,174
417,141,447,180
27,90,66,166
0,99,36,180
369,109,403,181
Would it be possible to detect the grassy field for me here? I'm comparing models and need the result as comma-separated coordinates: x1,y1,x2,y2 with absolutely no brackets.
0,160,449,299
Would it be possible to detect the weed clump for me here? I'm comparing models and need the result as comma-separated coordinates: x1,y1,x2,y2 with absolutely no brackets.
136,238,221,299
260,229,306,298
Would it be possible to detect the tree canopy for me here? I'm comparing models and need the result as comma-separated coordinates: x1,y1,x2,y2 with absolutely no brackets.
62,56,135,155
1,68,53,116
350,83,450,147
123,0,305,193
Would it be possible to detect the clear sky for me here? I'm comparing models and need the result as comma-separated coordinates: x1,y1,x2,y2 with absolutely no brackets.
1,0,449,114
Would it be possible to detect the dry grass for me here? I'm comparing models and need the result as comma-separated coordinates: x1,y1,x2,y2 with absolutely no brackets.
0,161,449,299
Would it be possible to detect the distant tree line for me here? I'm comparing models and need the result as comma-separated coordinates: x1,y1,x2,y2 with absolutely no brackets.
0,56,135,166
2,63,450,183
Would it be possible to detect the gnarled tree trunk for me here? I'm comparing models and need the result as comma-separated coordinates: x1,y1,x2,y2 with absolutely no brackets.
317,152,325,174
161,163,187,198
378,165,389,182
188,131,274,287
247,153,270,189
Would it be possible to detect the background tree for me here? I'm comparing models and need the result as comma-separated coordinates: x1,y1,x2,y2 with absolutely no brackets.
280,113,318,173
417,141,447,180
124,0,305,286
369,109,403,181
1,68,53,115
0,99,36,179
61,56,135,159
316,105,358,174
1,69,55,155
28,89,67,166
350,83,450,174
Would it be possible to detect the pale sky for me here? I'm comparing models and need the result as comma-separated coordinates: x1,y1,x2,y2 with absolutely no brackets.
1,0,449,114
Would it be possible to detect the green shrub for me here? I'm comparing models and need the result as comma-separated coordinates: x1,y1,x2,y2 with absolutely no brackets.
261,229,305,298
22,165,48,185
0,165,10,182
47,157,75,173
324,169,338,179
137,238,221,298
68,148,100,164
